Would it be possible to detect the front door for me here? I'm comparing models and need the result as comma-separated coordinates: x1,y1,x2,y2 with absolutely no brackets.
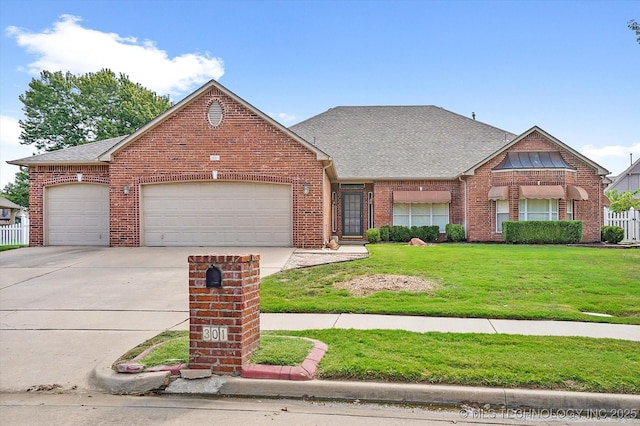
342,192,363,237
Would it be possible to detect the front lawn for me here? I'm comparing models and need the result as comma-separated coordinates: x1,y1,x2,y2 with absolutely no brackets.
261,244,640,324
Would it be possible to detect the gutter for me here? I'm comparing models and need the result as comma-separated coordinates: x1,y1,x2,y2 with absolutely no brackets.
459,176,468,239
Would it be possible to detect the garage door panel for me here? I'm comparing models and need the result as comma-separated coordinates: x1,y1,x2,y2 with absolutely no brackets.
142,182,291,247
46,184,109,246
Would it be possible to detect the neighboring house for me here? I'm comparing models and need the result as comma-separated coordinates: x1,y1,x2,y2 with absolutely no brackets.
8,79,610,247
0,196,23,225
607,158,640,196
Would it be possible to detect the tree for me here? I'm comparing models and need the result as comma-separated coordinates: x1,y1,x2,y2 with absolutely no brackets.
605,189,640,213
19,69,173,152
1,168,29,207
629,19,640,44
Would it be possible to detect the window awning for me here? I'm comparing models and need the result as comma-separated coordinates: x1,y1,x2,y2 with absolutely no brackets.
488,186,509,200
519,185,565,199
393,191,451,203
567,185,588,201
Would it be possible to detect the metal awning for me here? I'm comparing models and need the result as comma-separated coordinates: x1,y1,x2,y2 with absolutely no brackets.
567,185,589,200
393,191,451,203
519,185,565,199
488,186,509,200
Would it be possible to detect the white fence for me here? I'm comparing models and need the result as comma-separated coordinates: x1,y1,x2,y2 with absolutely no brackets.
0,217,29,245
604,207,639,242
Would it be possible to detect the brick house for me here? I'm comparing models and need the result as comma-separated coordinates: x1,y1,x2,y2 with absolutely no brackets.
9,79,610,247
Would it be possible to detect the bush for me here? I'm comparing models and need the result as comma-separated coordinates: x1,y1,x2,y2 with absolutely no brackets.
502,221,583,244
601,225,624,244
390,225,412,242
379,225,390,242
446,224,466,242
366,228,381,244
388,225,440,242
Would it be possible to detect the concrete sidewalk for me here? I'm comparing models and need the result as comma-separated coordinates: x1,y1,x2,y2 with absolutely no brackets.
261,313,640,341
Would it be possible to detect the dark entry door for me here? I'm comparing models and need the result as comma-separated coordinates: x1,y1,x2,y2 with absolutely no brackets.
342,192,363,236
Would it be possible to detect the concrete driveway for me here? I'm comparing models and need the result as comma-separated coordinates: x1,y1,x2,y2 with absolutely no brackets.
0,246,294,393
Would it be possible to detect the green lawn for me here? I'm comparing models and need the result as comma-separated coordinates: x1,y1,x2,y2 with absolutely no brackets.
115,329,640,394
277,329,640,394
261,244,640,324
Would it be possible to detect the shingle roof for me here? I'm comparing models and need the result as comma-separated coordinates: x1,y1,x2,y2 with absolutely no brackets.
290,106,517,179
0,196,23,209
7,136,127,165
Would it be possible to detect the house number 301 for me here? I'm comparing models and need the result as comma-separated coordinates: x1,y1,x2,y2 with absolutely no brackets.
202,326,228,342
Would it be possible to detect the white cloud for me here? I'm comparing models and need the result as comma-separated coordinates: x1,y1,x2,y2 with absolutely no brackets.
6,15,224,98
0,115,21,147
271,112,297,123
0,115,32,188
581,142,640,176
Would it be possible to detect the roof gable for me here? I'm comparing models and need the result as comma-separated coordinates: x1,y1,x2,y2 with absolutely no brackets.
98,79,329,162
608,158,640,193
464,126,610,176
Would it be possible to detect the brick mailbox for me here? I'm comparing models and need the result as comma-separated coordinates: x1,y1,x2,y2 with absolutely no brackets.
188,254,260,375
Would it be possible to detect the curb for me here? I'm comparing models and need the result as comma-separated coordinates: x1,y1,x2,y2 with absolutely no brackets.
91,360,640,415
90,362,172,395
241,338,327,380
165,377,640,414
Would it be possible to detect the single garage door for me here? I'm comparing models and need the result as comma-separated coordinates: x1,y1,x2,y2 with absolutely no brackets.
46,184,110,246
142,182,292,246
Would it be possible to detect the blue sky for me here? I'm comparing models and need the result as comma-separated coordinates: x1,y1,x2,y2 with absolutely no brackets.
1,0,639,188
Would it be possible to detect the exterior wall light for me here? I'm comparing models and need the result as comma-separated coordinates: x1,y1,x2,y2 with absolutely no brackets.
303,184,310,195
123,184,130,195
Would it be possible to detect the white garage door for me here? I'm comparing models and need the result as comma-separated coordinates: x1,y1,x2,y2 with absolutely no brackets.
142,182,292,246
46,184,110,246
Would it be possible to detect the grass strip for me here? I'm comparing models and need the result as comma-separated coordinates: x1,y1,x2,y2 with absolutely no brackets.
260,244,640,324
281,329,640,394
114,329,640,394
114,331,313,368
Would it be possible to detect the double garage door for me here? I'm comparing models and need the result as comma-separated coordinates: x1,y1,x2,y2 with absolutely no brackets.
142,182,292,246
45,182,292,247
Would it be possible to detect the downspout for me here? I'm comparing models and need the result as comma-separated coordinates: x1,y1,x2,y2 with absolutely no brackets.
322,159,334,247
459,176,468,239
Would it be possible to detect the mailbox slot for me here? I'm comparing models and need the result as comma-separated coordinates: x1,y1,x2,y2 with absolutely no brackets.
206,265,222,288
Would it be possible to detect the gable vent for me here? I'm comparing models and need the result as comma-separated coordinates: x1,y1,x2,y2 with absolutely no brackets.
208,101,223,126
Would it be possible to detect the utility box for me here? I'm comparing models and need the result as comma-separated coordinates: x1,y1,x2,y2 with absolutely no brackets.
188,254,261,375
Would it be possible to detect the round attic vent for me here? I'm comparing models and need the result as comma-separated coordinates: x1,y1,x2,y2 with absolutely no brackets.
207,101,223,126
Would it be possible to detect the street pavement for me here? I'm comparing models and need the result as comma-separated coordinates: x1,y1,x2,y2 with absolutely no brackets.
1,245,639,418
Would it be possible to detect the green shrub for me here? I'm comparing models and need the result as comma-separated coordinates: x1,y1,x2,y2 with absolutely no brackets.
366,228,381,244
502,221,583,244
379,225,390,242
601,225,624,244
390,225,412,242
446,224,466,242
388,225,439,242
420,226,441,242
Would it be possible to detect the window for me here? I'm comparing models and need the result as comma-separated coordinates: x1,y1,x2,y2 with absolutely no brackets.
207,101,223,126
566,199,574,220
393,203,449,231
518,199,558,221
496,200,509,232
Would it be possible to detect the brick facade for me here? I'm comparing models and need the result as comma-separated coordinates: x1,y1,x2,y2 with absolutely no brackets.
465,130,607,242
188,254,260,374
21,80,609,247
28,165,110,246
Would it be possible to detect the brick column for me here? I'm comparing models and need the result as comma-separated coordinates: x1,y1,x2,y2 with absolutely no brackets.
188,254,260,375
